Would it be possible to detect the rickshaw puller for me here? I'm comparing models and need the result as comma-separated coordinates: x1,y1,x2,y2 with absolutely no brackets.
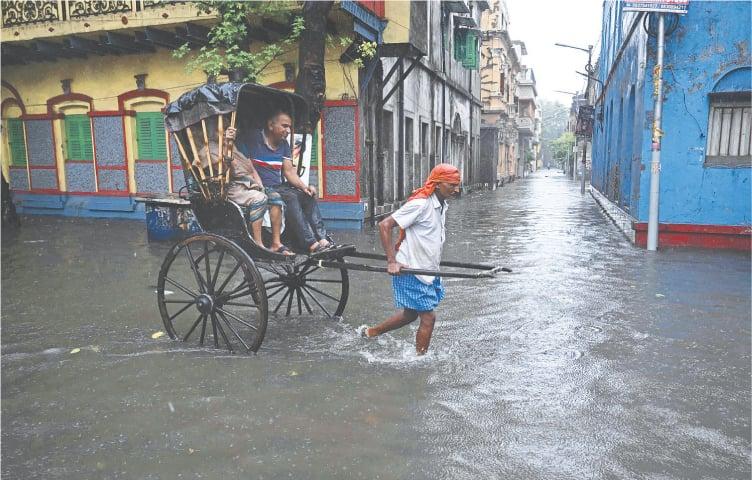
358,164,461,355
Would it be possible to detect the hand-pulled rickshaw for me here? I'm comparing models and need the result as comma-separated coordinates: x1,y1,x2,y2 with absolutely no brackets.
156,83,508,354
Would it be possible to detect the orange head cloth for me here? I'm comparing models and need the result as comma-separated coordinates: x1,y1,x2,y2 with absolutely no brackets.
394,163,461,252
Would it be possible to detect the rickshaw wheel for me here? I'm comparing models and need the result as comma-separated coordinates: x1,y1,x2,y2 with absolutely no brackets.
157,233,268,353
260,258,349,318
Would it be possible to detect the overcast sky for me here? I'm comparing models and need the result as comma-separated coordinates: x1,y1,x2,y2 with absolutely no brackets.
505,0,604,106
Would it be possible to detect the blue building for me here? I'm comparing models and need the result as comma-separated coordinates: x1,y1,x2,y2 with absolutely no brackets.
590,0,751,250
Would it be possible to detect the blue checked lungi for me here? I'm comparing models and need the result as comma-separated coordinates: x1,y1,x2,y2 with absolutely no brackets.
392,274,445,312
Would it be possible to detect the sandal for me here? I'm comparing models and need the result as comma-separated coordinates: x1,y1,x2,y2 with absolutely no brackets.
309,242,327,254
272,245,295,256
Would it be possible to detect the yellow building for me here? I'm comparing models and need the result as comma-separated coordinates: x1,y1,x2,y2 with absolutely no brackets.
1,0,375,226
479,0,520,184
2,0,493,226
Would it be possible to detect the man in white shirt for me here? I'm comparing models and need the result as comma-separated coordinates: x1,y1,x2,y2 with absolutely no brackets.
359,164,461,355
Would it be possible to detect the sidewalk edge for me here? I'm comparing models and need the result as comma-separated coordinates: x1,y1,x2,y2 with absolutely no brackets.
589,187,636,244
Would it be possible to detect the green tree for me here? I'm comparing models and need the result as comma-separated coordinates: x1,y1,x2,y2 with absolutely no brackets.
551,131,575,167
174,1,305,84
539,99,569,166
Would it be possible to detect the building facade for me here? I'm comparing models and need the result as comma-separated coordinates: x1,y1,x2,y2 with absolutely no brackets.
1,0,496,228
361,0,488,218
591,1,751,249
515,63,539,177
1,1,377,228
479,0,520,186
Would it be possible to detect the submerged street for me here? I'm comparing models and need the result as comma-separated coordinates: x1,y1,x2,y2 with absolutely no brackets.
2,172,750,479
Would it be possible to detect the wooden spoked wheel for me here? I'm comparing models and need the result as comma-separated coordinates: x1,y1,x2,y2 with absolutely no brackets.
258,258,349,319
157,234,268,353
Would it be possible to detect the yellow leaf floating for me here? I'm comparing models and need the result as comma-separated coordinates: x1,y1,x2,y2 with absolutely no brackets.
70,348,81,354
289,370,298,377
151,331,165,339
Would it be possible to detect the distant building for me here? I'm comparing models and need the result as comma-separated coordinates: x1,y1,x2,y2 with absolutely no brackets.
479,0,521,185
566,93,590,178
591,1,750,249
515,63,538,177
369,0,488,215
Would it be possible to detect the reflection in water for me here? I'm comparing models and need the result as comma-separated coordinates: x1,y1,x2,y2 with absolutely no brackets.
2,172,750,479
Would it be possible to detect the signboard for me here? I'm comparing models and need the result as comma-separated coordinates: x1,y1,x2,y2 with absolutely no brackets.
623,0,689,14
575,106,594,138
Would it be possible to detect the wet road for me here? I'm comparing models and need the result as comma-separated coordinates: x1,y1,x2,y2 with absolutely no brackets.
2,171,750,479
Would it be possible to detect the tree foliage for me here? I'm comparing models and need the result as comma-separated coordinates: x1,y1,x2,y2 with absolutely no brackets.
173,1,305,83
551,131,576,167
539,99,569,165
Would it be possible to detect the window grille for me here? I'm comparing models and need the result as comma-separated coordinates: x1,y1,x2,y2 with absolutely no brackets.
705,92,751,167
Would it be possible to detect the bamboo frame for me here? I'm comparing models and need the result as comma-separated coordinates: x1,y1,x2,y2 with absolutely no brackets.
217,115,225,197
173,133,208,198
201,119,214,178
185,127,207,180
225,111,237,185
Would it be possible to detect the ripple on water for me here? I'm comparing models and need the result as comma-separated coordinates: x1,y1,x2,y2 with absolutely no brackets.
539,349,585,360
574,324,604,334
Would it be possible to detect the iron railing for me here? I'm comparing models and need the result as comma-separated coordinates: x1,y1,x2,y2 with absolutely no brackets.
2,0,182,27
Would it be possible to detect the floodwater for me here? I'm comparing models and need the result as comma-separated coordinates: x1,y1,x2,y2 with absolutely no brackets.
2,171,750,479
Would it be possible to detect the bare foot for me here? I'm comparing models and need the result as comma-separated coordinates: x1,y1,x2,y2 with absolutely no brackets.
357,325,375,337
270,243,295,256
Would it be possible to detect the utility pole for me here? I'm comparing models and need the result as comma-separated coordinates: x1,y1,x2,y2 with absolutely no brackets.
555,42,594,192
646,14,665,251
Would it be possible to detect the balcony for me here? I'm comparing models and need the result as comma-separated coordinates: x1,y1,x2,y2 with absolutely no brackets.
1,1,182,27
516,116,534,135
0,0,211,48
0,1,223,65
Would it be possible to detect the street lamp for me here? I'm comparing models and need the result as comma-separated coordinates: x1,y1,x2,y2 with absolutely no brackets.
554,43,594,74
555,42,594,193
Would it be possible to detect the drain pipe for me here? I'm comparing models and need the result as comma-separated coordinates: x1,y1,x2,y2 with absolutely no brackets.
647,14,665,251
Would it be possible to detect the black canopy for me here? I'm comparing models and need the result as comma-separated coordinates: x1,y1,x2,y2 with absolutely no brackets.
164,82,309,133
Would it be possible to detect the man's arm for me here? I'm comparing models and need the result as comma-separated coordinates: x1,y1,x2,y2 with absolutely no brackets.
236,155,264,187
282,159,316,196
379,216,406,275
225,128,264,186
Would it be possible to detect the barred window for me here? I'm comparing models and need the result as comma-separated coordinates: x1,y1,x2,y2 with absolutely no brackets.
705,91,751,167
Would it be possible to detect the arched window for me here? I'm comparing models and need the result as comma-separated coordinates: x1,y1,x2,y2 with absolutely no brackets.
118,90,171,194
705,67,751,167
49,95,95,193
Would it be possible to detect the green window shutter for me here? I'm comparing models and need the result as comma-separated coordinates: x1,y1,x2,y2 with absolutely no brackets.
453,28,467,62
136,112,167,160
65,114,93,161
7,119,27,166
462,31,479,69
